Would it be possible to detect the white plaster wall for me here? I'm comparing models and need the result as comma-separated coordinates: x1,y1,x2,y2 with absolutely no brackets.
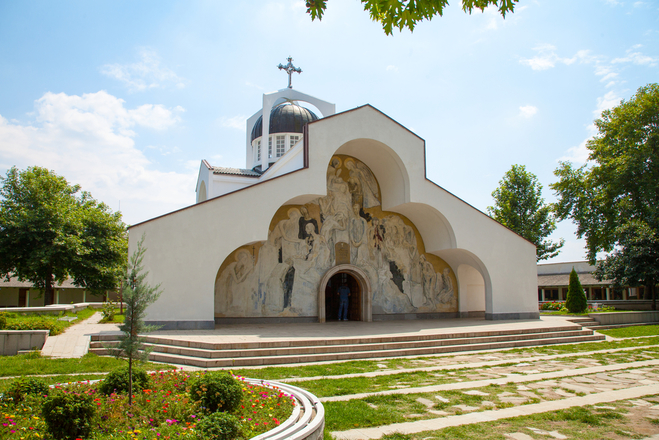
210,176,258,198
130,104,538,324
260,142,304,180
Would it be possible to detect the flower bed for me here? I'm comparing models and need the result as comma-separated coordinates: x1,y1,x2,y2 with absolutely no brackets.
1,370,295,439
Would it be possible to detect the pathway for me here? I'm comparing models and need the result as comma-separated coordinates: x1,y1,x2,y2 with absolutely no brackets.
40,312,121,358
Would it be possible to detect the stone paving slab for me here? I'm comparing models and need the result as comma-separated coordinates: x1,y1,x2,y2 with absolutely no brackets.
320,359,659,402
279,344,659,382
331,384,659,439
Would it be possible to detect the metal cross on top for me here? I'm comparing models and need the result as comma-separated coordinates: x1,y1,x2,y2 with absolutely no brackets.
277,57,302,89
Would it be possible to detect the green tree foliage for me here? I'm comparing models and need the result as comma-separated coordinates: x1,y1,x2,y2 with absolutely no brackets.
594,221,659,310
565,268,587,313
0,166,127,305
487,164,564,261
552,83,659,305
113,234,162,405
306,0,519,35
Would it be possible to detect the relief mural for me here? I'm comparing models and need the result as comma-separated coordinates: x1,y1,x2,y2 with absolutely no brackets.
215,155,458,318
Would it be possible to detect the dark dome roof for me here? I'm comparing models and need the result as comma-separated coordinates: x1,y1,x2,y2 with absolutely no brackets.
250,102,319,142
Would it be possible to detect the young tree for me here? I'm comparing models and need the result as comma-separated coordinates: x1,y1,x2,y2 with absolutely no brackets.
0,166,127,305
488,164,564,261
565,268,587,313
115,235,162,405
594,222,659,310
552,83,659,298
306,0,520,35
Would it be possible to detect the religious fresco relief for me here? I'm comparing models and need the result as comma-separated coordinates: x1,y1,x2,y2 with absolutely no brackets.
215,155,458,318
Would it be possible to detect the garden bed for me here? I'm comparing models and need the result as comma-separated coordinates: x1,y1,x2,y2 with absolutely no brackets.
1,369,295,439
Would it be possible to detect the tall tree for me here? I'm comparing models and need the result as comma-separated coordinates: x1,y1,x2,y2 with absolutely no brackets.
551,83,659,304
488,164,564,261
115,235,162,405
0,166,127,305
594,221,659,310
306,0,519,35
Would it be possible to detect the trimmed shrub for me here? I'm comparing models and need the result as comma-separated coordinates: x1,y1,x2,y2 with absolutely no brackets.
566,267,588,313
99,365,150,395
196,411,242,440
188,371,243,413
0,312,6,329
101,301,116,321
6,377,49,402
42,392,96,440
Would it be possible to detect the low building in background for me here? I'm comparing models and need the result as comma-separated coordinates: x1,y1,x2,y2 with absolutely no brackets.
0,277,116,308
538,261,651,310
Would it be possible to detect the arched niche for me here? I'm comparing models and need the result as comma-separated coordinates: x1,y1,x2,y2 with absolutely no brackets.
334,138,410,210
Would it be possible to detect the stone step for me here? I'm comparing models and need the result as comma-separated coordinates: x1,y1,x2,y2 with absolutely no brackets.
89,333,605,368
89,329,598,359
566,317,601,329
89,324,586,350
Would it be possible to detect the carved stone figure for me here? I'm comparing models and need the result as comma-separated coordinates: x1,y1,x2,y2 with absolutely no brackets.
215,155,457,319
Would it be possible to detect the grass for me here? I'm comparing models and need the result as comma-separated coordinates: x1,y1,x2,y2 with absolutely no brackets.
1,307,97,335
99,308,125,323
0,351,174,378
599,324,659,338
375,404,636,440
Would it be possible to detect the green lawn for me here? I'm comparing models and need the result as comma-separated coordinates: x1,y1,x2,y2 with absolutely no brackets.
598,324,659,338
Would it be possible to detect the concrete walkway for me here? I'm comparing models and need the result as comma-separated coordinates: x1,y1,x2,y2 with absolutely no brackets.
40,312,121,358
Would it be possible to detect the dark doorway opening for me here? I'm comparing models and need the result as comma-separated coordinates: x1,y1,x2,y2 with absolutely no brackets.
18,288,28,307
325,272,361,322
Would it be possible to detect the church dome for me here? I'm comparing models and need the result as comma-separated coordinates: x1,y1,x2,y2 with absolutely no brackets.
250,102,319,142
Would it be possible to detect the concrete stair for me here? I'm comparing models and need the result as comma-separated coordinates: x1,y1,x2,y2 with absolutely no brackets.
566,316,602,329
89,324,605,368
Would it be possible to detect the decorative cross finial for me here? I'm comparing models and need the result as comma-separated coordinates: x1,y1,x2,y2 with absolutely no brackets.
277,57,302,89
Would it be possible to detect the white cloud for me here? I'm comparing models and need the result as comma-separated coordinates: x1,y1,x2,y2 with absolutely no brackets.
559,124,597,164
217,115,246,130
612,47,658,66
518,105,538,118
386,65,398,72
520,45,599,71
100,48,186,92
0,91,195,225
560,91,622,164
595,91,622,117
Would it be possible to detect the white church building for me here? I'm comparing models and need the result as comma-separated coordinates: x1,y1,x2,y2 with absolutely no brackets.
128,60,538,330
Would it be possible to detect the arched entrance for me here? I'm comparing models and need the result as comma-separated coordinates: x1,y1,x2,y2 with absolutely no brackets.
325,273,360,322
318,264,372,323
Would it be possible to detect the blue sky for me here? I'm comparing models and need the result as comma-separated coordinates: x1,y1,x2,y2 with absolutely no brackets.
0,0,657,263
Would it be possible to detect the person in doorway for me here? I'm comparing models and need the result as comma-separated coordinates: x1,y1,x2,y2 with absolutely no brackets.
337,283,351,321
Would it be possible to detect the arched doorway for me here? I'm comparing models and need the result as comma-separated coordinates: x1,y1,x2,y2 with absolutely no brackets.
318,264,372,323
325,272,361,322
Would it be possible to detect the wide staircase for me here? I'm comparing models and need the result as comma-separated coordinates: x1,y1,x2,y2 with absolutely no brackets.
89,323,605,368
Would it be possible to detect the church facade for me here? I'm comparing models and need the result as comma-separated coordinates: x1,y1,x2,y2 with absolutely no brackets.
128,69,538,329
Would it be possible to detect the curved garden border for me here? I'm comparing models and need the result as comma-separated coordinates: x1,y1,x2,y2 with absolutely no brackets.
247,378,324,440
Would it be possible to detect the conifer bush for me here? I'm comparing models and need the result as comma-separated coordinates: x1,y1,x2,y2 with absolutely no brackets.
565,267,588,313
6,376,49,402
195,411,243,440
0,312,6,329
42,392,97,440
99,365,150,395
188,371,243,413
